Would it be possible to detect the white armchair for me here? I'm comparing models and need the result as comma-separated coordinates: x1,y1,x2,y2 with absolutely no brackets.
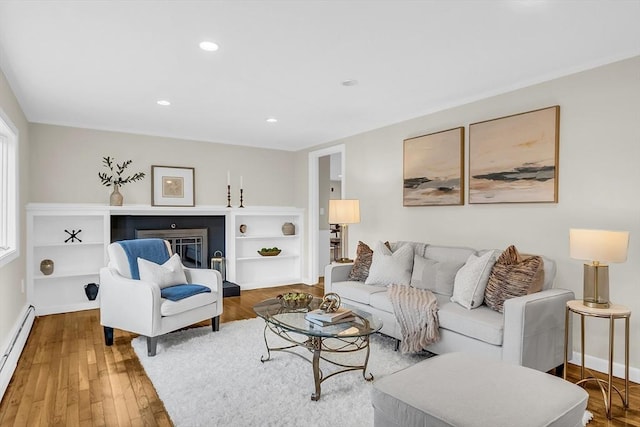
99,238,223,356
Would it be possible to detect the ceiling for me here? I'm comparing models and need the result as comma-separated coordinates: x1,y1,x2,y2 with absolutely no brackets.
0,1,638,152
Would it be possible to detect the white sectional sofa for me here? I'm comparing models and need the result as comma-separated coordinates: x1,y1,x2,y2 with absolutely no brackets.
324,242,574,373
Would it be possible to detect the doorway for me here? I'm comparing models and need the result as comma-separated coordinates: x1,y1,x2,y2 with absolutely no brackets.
308,145,345,284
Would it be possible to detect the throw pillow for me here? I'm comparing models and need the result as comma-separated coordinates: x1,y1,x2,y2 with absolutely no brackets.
450,250,497,309
348,241,374,282
138,253,188,289
484,245,543,313
411,255,465,296
364,241,413,286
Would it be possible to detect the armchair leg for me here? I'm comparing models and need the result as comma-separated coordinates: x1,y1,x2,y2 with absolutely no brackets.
104,327,114,346
394,339,400,352
212,315,220,332
147,337,158,357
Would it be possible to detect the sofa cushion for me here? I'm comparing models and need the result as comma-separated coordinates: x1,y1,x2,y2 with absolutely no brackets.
347,241,373,282
450,250,497,309
485,245,543,313
331,280,387,305
365,242,413,286
438,301,504,345
410,255,464,297
369,289,393,313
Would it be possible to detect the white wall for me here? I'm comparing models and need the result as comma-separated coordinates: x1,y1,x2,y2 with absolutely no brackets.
29,124,298,207
300,56,640,372
0,67,29,353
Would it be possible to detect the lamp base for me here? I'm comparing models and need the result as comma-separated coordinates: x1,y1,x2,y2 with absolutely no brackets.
335,258,353,263
583,263,610,309
583,300,610,309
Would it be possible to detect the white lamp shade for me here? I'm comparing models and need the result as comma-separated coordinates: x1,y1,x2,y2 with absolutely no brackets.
328,199,360,224
569,229,629,263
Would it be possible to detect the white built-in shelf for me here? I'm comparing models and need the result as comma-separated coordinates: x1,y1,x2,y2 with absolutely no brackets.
236,235,299,240
236,255,299,261
33,241,104,248
27,203,307,313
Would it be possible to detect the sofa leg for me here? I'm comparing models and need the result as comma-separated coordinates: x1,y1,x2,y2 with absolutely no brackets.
103,327,114,346
212,315,220,332
554,363,564,377
147,337,158,357
394,339,400,352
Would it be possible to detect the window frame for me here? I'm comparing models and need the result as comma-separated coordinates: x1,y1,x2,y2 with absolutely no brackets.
0,108,19,268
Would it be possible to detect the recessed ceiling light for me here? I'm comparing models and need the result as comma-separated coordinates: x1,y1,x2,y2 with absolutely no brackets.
199,41,219,52
157,100,171,106
266,117,278,123
341,79,358,87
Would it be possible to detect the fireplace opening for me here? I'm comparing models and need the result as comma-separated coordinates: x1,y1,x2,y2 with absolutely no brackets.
135,228,207,268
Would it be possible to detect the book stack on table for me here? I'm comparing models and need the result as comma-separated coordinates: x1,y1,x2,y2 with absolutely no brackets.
305,308,355,327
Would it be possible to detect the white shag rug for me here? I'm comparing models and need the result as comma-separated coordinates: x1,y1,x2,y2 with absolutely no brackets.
132,318,427,427
132,319,594,427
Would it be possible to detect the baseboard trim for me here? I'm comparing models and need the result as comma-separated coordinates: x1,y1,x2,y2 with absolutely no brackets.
0,304,35,401
569,351,639,383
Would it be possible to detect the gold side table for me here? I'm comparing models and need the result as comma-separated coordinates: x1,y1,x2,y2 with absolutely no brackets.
564,299,630,419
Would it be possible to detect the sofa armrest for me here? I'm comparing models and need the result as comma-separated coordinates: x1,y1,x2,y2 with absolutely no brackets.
324,262,353,294
99,267,162,336
502,288,574,372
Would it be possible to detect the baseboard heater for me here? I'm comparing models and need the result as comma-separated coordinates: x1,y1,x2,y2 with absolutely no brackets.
0,305,35,401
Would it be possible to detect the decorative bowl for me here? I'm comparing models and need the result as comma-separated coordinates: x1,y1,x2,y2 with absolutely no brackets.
258,248,281,256
277,292,314,309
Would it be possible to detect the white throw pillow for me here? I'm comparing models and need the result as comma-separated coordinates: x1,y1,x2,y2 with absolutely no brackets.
450,250,497,309
138,253,188,289
364,241,413,286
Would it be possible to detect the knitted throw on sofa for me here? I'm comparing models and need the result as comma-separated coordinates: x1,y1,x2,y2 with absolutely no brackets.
388,284,440,353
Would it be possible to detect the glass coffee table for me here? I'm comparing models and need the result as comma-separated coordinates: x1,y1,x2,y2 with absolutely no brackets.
253,297,383,401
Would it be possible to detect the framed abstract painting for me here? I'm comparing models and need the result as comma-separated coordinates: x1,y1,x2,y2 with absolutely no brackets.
403,127,464,206
469,106,560,204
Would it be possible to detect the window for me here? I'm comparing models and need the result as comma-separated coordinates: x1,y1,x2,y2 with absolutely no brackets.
0,110,18,267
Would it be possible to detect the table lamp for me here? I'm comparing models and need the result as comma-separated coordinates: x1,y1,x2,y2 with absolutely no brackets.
569,228,629,308
328,199,360,263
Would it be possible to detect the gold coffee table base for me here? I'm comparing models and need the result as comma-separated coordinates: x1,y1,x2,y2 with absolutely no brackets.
260,321,374,401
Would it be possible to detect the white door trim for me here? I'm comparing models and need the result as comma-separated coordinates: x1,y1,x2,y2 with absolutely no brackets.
308,144,345,284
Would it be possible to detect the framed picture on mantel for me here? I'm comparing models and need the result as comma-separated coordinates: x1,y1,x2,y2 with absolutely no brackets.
151,165,195,207
469,105,560,204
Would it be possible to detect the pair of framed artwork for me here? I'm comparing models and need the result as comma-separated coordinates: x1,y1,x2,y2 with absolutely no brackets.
403,105,559,206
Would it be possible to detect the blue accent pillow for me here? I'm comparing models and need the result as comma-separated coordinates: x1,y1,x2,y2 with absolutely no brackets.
161,284,211,301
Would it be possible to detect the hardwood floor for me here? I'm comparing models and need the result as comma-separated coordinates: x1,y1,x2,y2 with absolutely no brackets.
1,284,638,426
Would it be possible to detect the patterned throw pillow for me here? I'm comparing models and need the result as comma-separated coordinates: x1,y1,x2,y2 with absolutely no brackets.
348,241,374,281
484,245,543,313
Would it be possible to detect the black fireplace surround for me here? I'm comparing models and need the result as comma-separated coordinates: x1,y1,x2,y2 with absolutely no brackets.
110,215,240,297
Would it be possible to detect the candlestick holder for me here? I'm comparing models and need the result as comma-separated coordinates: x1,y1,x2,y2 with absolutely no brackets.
226,185,231,208
239,188,245,208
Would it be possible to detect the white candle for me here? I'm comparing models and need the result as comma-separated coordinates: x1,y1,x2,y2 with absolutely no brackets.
240,175,243,189
227,171,230,186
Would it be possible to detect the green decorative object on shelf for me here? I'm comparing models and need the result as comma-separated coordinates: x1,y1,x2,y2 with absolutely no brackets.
258,247,281,256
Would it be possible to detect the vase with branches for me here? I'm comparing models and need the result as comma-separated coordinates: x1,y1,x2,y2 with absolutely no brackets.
98,156,146,206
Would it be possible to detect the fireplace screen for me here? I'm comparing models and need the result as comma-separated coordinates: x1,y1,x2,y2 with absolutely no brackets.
135,228,208,268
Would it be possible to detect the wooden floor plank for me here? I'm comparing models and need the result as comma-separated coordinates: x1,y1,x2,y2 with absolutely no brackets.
1,283,638,426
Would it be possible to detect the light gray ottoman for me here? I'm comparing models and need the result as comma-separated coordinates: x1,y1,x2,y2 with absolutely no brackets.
372,352,588,427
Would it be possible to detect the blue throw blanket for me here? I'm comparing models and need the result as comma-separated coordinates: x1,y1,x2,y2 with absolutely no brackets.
161,284,211,301
118,238,170,280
